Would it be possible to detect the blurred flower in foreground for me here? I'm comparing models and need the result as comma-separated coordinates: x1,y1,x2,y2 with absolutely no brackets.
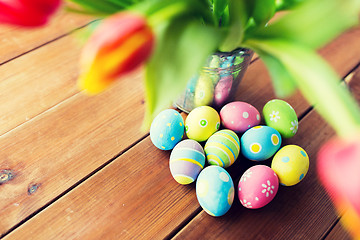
78,12,154,94
0,0,61,27
317,134,360,239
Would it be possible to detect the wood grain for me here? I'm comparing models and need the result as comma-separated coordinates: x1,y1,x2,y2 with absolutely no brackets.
0,10,94,64
3,27,360,239
173,57,360,240
325,221,351,240
0,65,146,235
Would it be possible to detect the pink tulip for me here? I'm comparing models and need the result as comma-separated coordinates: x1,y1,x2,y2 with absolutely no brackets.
317,134,360,238
77,12,155,94
0,0,61,27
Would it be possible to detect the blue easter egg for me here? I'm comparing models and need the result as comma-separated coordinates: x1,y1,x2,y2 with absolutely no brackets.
196,166,234,217
150,109,184,150
241,125,282,161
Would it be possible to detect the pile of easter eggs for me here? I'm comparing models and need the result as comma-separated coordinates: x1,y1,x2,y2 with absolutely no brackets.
150,99,309,217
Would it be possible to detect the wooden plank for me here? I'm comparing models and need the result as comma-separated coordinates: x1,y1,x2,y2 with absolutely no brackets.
0,34,82,136
323,66,360,240
3,29,360,239
0,9,94,64
173,110,338,239
173,63,360,240
325,221,351,240
0,68,146,236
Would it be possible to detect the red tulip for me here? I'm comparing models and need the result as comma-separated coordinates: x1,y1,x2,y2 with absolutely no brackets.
317,134,360,238
0,0,61,27
78,12,155,94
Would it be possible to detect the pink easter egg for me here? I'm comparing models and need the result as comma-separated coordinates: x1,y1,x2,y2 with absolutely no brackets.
238,165,279,209
214,75,233,107
220,101,261,133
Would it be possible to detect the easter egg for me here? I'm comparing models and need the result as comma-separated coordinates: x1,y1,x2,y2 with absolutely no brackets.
150,109,184,150
263,99,298,138
185,106,220,142
241,126,282,161
204,129,240,168
196,166,234,216
220,101,261,133
194,73,214,107
213,75,233,108
169,139,205,185
271,145,309,186
238,165,279,209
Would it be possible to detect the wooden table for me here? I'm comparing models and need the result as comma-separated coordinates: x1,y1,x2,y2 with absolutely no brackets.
1,10,360,240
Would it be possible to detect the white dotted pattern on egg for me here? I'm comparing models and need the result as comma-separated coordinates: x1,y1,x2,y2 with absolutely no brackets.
196,166,234,217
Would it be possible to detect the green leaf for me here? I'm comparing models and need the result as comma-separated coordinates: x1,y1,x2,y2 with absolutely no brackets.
212,0,229,25
245,39,360,136
250,0,276,26
66,0,132,14
247,0,360,49
256,50,297,97
275,0,304,11
219,0,250,51
143,18,223,129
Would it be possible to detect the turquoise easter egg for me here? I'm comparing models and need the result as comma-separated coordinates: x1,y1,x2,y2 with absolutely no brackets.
204,129,240,168
196,166,234,217
150,109,184,150
241,126,282,161
169,139,205,185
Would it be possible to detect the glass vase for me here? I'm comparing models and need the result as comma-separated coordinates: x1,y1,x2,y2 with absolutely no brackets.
174,48,253,113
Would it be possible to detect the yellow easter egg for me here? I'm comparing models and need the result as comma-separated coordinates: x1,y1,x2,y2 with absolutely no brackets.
194,73,214,107
271,145,309,186
185,106,220,142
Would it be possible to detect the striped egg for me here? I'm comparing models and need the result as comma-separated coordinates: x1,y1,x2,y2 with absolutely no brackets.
204,129,240,168
169,139,205,185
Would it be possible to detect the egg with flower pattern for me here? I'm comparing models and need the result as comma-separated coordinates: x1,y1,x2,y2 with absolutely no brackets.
196,166,234,216
150,109,184,150
169,139,205,185
241,126,282,161
238,165,279,209
271,145,309,186
185,106,220,142
263,99,298,138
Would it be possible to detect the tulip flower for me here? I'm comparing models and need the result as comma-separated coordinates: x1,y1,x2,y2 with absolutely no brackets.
0,0,61,27
78,12,155,94
317,134,360,239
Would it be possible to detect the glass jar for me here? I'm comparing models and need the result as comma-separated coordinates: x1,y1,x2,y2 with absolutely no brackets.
174,48,253,113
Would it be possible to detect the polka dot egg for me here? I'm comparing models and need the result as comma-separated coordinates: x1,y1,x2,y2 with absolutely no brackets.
220,101,261,133
150,109,184,150
196,166,234,217
204,129,240,168
241,126,282,161
185,106,220,142
271,145,309,186
169,139,205,185
238,165,279,209
263,99,298,138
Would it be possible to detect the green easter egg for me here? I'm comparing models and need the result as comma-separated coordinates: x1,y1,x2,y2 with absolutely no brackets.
263,99,298,138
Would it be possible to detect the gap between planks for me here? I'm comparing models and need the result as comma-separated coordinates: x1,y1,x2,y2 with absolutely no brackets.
1,25,359,240
169,60,360,240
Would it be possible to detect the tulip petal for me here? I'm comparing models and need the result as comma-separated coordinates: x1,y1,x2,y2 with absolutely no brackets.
78,12,154,94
